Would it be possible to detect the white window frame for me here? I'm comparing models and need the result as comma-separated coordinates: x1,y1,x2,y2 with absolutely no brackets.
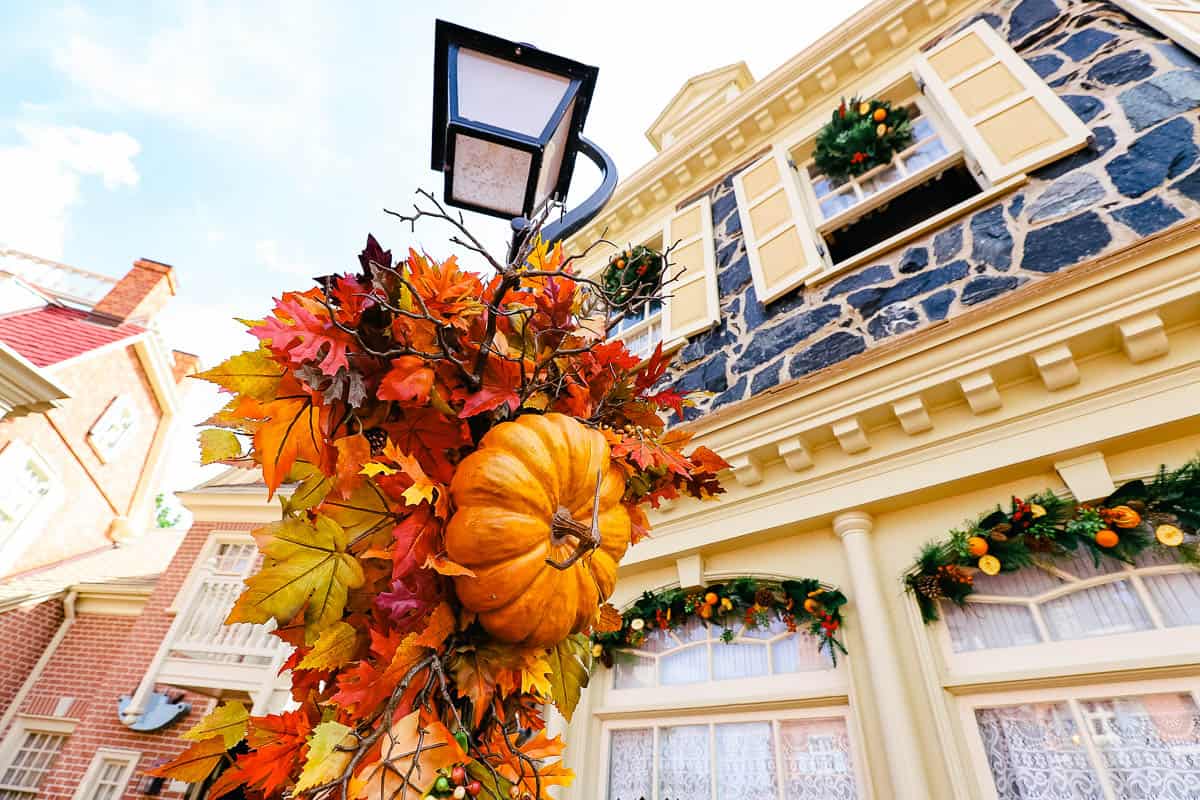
597,704,869,800
1112,0,1200,59
595,218,671,359
72,747,141,800
956,675,1200,800
798,97,969,238
87,395,138,463
167,530,257,615
612,299,664,360
0,716,75,798
0,440,64,576
932,557,1200,682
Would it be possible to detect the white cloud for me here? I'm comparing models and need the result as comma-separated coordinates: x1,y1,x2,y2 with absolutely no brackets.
52,1,339,167
0,124,140,258
255,239,317,277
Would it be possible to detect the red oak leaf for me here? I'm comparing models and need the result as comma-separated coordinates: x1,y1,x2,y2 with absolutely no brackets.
378,356,434,405
458,357,522,418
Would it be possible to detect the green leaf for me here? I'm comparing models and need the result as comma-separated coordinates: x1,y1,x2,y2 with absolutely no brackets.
546,634,591,722
198,429,241,465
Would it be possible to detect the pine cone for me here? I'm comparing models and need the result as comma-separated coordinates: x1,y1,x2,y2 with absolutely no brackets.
915,574,944,599
754,587,775,608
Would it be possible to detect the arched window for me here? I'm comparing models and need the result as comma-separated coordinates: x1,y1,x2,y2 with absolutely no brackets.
942,549,1200,653
611,613,834,690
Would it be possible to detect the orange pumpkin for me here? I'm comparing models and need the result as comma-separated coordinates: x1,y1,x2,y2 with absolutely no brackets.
445,413,631,646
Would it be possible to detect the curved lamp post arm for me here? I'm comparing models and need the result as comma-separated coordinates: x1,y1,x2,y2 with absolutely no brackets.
510,135,618,261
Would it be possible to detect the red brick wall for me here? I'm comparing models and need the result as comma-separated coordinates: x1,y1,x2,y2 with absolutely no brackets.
0,342,165,576
5,519,261,799
0,598,64,716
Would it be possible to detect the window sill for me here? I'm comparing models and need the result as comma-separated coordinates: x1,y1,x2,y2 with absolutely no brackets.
815,150,965,236
808,174,1026,287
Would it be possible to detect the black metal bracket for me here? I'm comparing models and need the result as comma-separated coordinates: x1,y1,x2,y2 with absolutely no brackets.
509,135,618,263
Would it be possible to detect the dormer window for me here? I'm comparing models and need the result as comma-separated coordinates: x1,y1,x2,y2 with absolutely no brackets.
88,395,137,462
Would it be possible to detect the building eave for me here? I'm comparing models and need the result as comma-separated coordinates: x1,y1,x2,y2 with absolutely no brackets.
0,341,70,419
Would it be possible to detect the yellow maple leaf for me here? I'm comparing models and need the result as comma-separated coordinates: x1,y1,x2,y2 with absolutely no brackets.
227,515,365,644
181,700,248,749
359,461,397,478
297,620,359,670
295,721,355,791
198,429,241,465
322,482,398,549
194,347,285,402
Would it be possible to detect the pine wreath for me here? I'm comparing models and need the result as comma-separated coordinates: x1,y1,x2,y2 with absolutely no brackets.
813,96,914,182
601,244,665,306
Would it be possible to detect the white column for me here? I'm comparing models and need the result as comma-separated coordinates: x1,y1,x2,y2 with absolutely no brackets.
833,511,932,799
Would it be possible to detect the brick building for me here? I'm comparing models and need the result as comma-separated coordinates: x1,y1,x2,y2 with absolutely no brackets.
0,252,217,800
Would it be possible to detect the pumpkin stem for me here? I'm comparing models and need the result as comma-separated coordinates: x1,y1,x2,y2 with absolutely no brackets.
546,469,604,571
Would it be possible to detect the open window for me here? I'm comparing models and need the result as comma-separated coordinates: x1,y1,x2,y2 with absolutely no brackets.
797,99,981,264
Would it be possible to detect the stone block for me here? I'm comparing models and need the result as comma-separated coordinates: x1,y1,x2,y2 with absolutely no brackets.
933,224,963,263
848,260,969,318
1059,29,1116,61
717,254,752,295
711,376,747,409
898,247,929,274
1111,196,1184,235
1027,53,1064,78
750,359,783,394
1062,95,1104,122
1106,117,1197,198
1008,194,1025,219
961,275,1024,305
970,206,1013,270
824,264,893,299
1027,172,1106,222
867,303,920,340
921,289,955,321
1034,126,1116,181
1087,50,1154,86
788,332,866,378
1008,0,1058,42
1118,70,1200,131
1022,211,1112,272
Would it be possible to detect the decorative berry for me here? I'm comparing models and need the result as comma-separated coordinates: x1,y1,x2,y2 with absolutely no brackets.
454,730,470,752
364,427,388,455
452,765,467,785
434,776,452,794
467,782,483,797
453,787,467,799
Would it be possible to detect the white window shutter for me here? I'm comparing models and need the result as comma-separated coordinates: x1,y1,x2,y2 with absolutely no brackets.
662,197,719,344
1111,0,1200,58
914,20,1091,185
732,145,825,304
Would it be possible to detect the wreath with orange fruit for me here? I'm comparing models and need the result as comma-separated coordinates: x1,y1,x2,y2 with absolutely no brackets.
813,96,913,181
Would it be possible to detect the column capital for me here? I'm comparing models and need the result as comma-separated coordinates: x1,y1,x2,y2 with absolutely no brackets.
833,510,874,539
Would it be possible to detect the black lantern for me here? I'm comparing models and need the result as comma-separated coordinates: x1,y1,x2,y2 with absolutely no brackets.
431,20,599,221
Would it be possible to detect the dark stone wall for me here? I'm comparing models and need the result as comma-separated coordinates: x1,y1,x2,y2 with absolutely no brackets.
671,0,1200,420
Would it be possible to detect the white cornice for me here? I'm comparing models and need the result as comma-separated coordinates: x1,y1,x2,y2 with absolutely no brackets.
0,342,69,419
73,580,154,616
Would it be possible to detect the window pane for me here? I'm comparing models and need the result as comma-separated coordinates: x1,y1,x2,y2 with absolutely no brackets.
975,702,1104,800
780,717,857,800
608,729,653,800
715,722,776,799
912,116,935,140
772,632,835,674
660,644,709,685
1041,581,1153,642
712,641,768,681
944,602,1042,653
972,565,1062,597
819,190,857,219
1142,572,1200,628
903,137,949,172
658,725,711,800
612,653,656,690
859,165,900,198
1084,693,1200,797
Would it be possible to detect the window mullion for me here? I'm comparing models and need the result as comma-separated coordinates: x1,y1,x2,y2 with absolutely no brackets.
652,725,660,800
772,719,786,800
708,722,717,800
1067,698,1118,800
1127,572,1166,629
1029,601,1052,643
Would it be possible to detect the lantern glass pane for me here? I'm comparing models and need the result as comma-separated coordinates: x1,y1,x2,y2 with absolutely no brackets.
534,98,575,209
456,48,571,137
449,133,531,217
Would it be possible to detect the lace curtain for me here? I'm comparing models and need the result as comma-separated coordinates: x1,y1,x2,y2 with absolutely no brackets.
607,717,858,800
976,692,1200,799
942,552,1200,653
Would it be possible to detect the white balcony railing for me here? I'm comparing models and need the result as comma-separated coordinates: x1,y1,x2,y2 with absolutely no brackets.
167,574,285,665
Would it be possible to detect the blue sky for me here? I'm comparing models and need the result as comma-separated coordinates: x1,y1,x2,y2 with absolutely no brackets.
0,1,867,489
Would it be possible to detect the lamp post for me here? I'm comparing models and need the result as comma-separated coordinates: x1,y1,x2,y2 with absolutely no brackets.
430,20,617,256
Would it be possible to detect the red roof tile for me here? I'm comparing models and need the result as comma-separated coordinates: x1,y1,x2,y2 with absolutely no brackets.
0,305,144,367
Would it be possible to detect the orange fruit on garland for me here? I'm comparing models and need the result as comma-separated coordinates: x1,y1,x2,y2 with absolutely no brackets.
966,536,989,557
803,598,822,614
703,591,719,606
1095,529,1120,548
873,107,887,122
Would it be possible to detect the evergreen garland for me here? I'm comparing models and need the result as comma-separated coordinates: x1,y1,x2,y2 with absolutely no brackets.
813,96,913,181
905,457,1200,623
591,576,848,666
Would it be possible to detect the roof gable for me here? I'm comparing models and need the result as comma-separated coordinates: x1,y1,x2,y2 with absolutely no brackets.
646,62,755,151
0,305,144,367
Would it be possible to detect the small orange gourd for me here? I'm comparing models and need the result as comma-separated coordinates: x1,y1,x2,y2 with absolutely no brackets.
445,413,632,647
